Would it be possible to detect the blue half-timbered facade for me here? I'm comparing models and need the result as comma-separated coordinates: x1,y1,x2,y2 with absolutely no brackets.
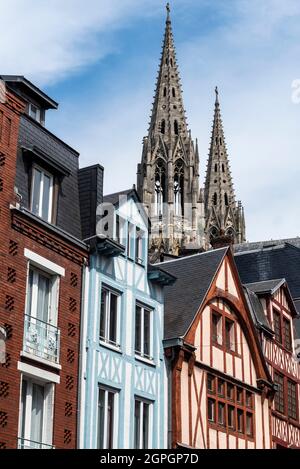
79,189,175,449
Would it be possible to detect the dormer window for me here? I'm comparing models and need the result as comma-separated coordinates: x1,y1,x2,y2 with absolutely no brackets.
28,103,42,124
30,165,53,222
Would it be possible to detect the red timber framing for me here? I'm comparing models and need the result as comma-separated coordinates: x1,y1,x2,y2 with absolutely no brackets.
0,84,88,449
261,283,300,449
167,249,274,449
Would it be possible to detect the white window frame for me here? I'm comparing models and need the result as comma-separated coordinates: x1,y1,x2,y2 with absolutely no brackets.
25,263,59,327
134,398,153,449
97,386,119,449
99,286,121,348
135,303,153,360
30,164,54,223
115,214,126,246
135,226,145,265
28,103,41,123
18,374,54,448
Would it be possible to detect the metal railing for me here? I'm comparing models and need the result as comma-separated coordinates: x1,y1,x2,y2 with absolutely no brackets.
23,315,60,364
18,437,54,449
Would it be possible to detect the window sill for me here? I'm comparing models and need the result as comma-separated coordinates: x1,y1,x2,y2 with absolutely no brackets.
99,340,122,354
135,354,156,367
20,351,62,370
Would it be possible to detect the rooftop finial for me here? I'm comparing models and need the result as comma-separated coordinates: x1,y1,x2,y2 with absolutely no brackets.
166,2,171,22
215,86,219,105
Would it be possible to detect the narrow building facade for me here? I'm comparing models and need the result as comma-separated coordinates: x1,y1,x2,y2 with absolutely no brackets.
79,187,175,449
0,76,88,449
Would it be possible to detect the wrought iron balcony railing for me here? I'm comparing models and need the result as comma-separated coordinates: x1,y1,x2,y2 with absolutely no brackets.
18,437,54,449
23,314,60,364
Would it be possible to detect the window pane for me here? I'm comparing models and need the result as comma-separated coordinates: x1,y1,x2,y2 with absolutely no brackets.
37,273,51,323
237,387,243,404
237,409,244,433
273,310,282,343
228,405,235,430
31,383,45,444
225,319,235,351
274,372,285,414
283,318,292,352
227,383,234,401
107,392,114,449
31,169,42,216
246,413,253,437
144,309,151,358
218,379,225,397
212,313,222,345
218,402,225,426
135,306,142,354
142,403,149,449
246,391,253,408
287,380,297,420
109,293,118,344
20,379,28,440
97,389,105,449
41,174,51,221
26,269,34,316
208,398,215,422
100,289,107,340
207,374,215,394
134,400,141,449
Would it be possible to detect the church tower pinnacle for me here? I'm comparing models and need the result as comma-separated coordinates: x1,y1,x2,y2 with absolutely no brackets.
204,88,246,248
137,4,202,255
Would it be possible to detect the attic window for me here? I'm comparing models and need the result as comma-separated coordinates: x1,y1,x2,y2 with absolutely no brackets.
28,103,42,124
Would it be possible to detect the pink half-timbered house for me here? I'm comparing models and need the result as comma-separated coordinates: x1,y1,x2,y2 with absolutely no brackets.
244,279,300,448
162,247,274,449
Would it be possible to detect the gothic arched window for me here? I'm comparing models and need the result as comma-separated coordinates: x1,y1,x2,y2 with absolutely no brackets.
170,58,173,67
163,87,167,97
224,193,229,206
174,160,184,216
155,159,166,216
222,163,225,173
161,120,166,134
214,163,218,172
172,87,176,98
213,192,217,206
174,120,179,135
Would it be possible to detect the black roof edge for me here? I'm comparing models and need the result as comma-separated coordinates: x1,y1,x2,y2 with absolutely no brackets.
22,145,71,177
1,75,58,109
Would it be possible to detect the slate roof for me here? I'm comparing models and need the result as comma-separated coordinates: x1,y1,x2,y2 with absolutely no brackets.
245,279,285,295
160,248,228,340
234,243,300,302
235,237,300,252
103,189,134,206
243,287,272,332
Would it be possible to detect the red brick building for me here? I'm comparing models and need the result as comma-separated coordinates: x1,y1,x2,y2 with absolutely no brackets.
0,76,88,449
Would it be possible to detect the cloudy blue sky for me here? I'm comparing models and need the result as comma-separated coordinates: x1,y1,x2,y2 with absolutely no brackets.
1,0,300,242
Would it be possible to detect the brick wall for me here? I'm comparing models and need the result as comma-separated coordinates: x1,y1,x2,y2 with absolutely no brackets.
0,88,88,449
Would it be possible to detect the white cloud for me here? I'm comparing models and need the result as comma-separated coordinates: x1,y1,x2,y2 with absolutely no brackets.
2,0,299,242
0,0,162,85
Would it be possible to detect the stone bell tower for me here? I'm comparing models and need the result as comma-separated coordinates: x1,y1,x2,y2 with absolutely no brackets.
137,4,203,255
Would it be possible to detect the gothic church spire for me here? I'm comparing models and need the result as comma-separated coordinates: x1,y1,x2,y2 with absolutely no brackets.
204,88,246,248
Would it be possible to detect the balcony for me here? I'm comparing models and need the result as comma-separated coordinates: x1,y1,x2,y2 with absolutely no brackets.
18,437,54,449
23,315,60,364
